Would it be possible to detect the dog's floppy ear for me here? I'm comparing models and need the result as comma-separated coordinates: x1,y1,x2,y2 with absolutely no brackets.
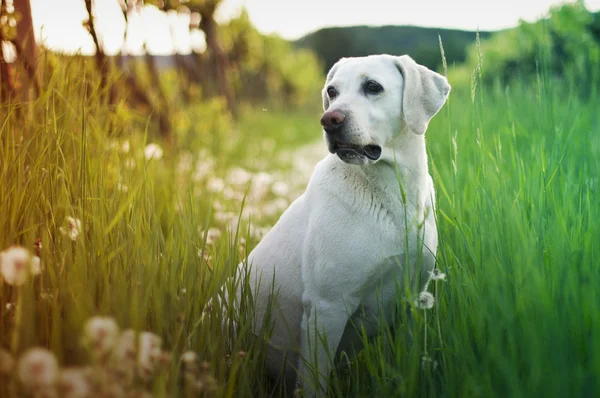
322,58,346,111
394,55,451,135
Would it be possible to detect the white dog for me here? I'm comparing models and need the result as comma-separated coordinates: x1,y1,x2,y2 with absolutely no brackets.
233,54,450,396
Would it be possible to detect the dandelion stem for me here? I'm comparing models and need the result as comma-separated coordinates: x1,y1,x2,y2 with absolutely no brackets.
11,289,22,354
435,280,446,370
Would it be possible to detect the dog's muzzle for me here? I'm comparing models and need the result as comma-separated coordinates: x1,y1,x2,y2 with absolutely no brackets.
321,110,382,164
329,141,382,164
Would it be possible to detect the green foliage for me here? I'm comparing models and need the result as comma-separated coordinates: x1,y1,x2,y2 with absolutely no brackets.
220,10,323,107
295,25,491,73
452,3,600,95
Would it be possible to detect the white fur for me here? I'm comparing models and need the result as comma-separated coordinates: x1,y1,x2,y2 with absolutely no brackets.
233,54,450,396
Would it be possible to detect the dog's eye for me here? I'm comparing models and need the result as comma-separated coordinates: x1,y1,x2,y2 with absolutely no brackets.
365,80,383,94
326,86,337,98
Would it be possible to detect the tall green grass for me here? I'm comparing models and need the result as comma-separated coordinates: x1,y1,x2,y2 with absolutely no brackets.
1,51,599,397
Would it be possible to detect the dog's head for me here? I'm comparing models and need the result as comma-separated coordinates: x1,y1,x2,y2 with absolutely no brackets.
321,54,451,165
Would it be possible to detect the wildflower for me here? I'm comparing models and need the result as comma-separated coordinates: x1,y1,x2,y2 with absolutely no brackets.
192,155,215,182
223,187,244,201
144,143,163,160
415,291,435,310
250,172,274,200
1,246,35,286
82,317,119,357
207,177,225,192
60,217,82,241
204,228,221,245
272,181,290,197
0,348,14,375
227,167,252,186
58,368,91,398
429,268,446,281
214,211,236,225
17,348,59,389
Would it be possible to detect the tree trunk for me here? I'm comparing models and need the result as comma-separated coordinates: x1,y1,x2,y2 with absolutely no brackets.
116,1,173,143
0,0,16,103
200,12,237,117
13,0,39,99
84,0,116,104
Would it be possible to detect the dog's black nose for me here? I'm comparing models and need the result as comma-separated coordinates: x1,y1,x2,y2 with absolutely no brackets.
320,110,345,133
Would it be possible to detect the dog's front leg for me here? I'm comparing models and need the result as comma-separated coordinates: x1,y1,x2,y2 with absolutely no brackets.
297,294,359,397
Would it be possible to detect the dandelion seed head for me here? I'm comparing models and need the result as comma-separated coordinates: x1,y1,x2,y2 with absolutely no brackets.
207,177,225,193
144,143,163,160
430,268,446,281
18,348,59,388
137,332,162,378
82,317,119,356
58,368,91,398
192,157,215,182
227,167,252,186
113,329,137,363
203,228,221,245
1,246,34,286
271,181,290,197
60,217,82,241
181,351,197,364
415,291,435,310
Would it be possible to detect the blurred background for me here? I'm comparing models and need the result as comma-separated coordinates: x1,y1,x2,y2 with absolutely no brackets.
3,0,600,142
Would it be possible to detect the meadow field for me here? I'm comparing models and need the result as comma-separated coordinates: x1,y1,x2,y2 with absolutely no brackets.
1,35,600,398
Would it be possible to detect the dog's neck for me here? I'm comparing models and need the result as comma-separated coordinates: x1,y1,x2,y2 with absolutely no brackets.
380,132,429,178
337,133,429,203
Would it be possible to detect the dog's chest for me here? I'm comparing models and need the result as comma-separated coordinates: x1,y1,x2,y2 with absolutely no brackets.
302,160,433,297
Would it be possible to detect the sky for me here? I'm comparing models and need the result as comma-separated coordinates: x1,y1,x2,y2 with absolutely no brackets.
26,0,600,56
